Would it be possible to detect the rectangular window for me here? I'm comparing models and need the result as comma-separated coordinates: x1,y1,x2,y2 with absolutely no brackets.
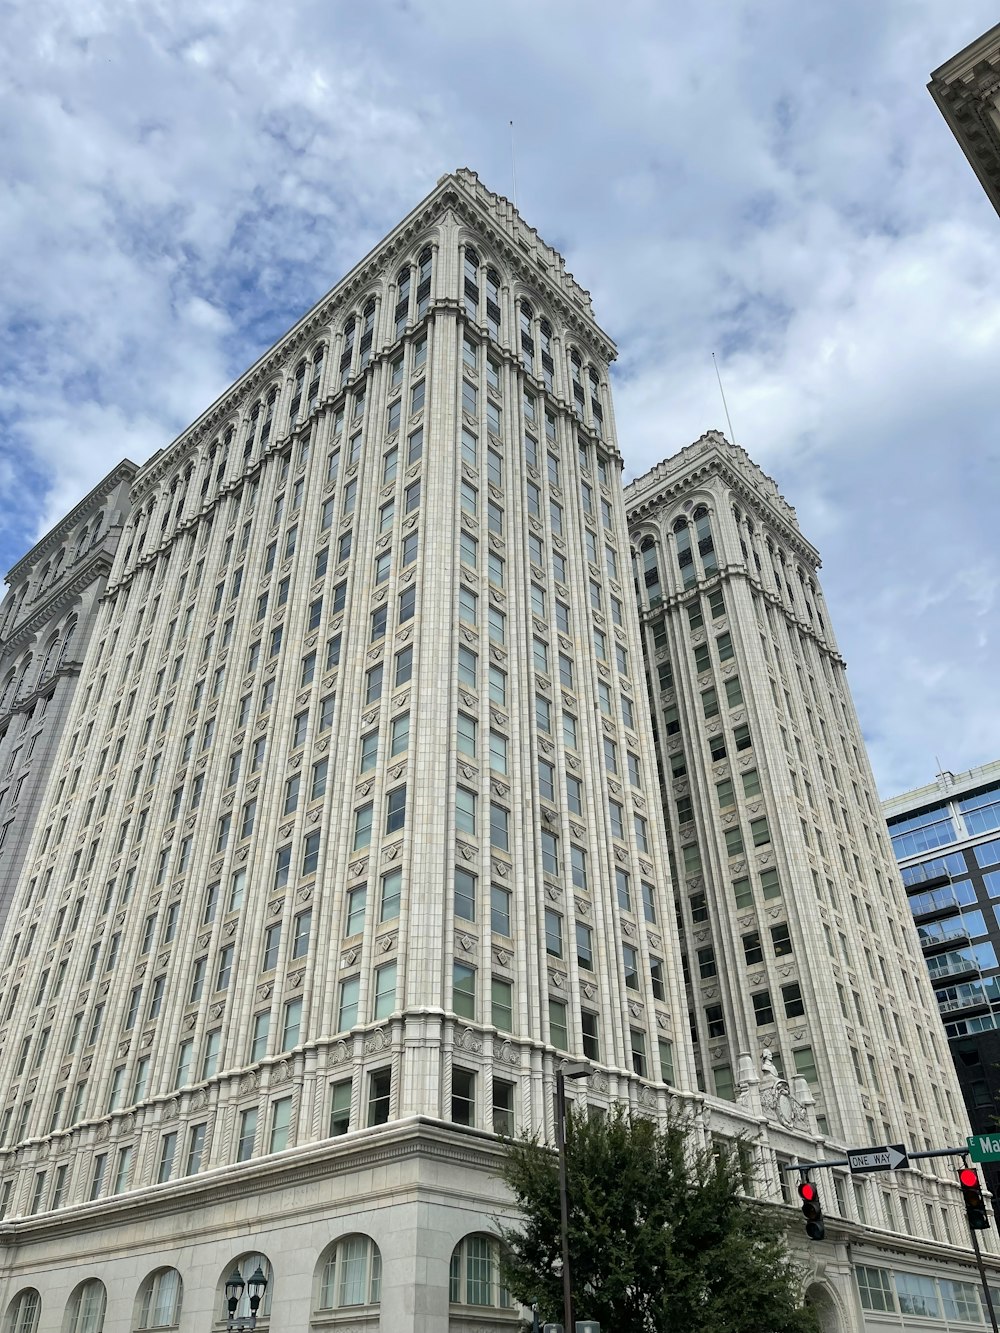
544,909,563,958
549,998,569,1050
339,977,360,1031
492,976,513,1032
282,997,303,1050
236,1107,257,1162
491,884,511,935
367,1068,391,1126
490,803,509,851
385,785,406,834
452,1068,475,1126
381,869,401,921
329,1080,352,1136
453,963,476,1019
373,963,397,1019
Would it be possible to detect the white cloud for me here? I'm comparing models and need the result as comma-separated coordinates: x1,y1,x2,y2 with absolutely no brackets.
1,0,998,796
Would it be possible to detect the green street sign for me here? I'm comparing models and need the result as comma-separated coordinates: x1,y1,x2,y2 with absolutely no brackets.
967,1134,1000,1163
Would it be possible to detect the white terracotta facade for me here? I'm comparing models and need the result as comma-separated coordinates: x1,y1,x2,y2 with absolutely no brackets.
0,172,995,1333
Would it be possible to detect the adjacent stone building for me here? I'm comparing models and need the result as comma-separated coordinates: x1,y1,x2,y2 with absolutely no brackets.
0,172,994,1333
0,463,136,932
929,21,1000,218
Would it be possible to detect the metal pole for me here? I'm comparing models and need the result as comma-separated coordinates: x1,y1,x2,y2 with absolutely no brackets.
556,1069,574,1333
969,1225,999,1333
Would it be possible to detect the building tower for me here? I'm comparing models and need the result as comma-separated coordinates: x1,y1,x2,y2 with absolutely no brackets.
885,759,1000,1212
0,464,136,933
0,170,692,1331
624,433,970,1155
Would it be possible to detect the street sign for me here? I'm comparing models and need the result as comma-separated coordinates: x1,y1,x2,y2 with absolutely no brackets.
847,1143,909,1173
968,1134,1000,1164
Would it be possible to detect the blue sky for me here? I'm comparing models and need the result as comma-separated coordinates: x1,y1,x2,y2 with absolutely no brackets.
1,0,998,798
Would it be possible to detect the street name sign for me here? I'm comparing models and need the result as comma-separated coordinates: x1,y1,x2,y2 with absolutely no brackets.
847,1144,909,1173
967,1134,1000,1164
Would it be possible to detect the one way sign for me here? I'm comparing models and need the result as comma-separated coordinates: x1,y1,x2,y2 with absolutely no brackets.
847,1143,909,1174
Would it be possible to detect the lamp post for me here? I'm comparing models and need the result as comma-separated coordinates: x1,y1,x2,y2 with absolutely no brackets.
555,1060,591,1333
225,1264,269,1332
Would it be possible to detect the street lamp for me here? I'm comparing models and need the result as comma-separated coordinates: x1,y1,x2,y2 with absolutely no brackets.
555,1059,591,1333
225,1264,269,1332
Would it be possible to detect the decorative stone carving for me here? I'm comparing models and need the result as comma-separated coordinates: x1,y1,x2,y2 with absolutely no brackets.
364,1027,390,1054
493,1038,518,1066
455,1027,483,1053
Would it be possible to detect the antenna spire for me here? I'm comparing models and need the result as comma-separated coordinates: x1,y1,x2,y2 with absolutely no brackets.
509,120,518,209
712,352,737,446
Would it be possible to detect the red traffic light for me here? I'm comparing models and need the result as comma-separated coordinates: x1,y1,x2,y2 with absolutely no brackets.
798,1182,817,1202
959,1168,979,1188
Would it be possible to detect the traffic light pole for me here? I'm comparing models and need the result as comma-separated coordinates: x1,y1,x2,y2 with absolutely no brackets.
969,1224,999,1333
782,1146,1000,1331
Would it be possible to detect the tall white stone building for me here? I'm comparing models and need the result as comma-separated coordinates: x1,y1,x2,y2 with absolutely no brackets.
0,173,995,1333
625,436,968,1149
0,464,136,933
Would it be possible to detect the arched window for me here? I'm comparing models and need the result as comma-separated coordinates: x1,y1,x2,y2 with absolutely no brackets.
75,527,89,557
449,1234,513,1309
135,1269,182,1330
244,402,261,461
640,538,661,604
14,655,33,698
65,1281,106,1333
260,388,277,446
359,301,376,370
395,267,411,338
0,673,16,713
539,319,554,390
37,636,60,686
693,506,717,575
588,366,603,437
61,619,78,665
519,301,534,374
315,1235,381,1311
221,1255,272,1324
416,246,433,319
290,360,307,424
90,512,103,544
569,351,584,420
463,247,480,319
340,318,356,387
4,1289,40,1333
308,345,325,412
673,520,696,590
485,269,501,341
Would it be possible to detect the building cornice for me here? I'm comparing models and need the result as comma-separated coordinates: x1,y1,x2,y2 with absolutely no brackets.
0,1117,511,1246
131,170,616,500
5,461,137,585
624,432,820,567
928,21,1000,219
0,548,115,656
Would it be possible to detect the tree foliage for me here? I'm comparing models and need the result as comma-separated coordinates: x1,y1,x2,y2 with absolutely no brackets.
497,1104,818,1333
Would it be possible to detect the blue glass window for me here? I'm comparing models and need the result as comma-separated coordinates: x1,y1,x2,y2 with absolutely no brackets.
959,784,1000,837
900,851,967,886
906,879,976,917
889,805,956,859
974,838,1000,869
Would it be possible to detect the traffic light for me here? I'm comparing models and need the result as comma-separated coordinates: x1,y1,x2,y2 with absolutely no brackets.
798,1179,825,1240
959,1167,990,1231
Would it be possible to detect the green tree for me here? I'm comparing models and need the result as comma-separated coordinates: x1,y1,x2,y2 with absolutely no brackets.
497,1104,817,1333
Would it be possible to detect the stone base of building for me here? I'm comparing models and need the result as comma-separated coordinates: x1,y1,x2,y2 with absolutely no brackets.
0,1117,996,1333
